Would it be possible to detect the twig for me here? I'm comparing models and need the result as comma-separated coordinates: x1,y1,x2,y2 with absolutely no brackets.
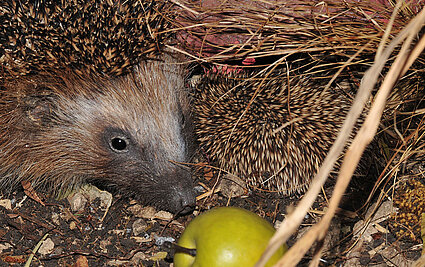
255,4,425,267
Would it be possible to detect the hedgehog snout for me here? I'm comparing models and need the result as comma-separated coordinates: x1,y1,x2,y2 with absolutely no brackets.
167,171,197,215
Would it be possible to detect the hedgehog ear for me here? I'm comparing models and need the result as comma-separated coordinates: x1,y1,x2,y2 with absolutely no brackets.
23,87,56,125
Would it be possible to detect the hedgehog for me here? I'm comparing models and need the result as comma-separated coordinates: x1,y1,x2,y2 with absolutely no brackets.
0,0,198,213
193,68,358,195
0,0,172,78
0,54,197,213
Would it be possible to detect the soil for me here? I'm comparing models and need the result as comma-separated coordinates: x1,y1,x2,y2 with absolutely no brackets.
0,164,422,266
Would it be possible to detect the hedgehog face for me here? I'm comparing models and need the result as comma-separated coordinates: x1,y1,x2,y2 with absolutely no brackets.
59,58,196,213
0,56,196,214
92,120,195,214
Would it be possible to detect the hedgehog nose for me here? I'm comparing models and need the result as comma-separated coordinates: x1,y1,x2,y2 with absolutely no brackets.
171,185,197,215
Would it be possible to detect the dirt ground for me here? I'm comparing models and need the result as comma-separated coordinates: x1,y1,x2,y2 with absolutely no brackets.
1,163,422,267
0,181,293,266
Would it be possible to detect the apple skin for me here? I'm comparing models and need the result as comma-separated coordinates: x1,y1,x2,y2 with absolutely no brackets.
174,207,287,267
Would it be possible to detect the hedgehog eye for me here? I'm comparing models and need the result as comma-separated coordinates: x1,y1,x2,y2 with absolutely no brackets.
110,137,129,152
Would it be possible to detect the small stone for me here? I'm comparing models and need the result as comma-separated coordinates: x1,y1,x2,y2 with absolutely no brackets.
81,185,113,210
132,218,148,236
69,221,77,230
38,238,55,256
129,204,152,218
129,204,173,220
0,199,12,210
217,173,247,198
0,243,12,253
68,185,113,212
51,213,60,225
154,210,173,221
128,204,143,215
68,192,88,212
154,235,175,246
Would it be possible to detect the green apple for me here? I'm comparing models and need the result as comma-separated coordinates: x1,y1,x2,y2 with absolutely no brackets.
174,207,287,267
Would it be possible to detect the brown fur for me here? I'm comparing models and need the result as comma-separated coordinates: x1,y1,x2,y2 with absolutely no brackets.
0,54,196,213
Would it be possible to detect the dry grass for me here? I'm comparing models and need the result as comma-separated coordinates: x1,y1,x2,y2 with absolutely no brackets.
166,1,425,265
169,1,423,65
